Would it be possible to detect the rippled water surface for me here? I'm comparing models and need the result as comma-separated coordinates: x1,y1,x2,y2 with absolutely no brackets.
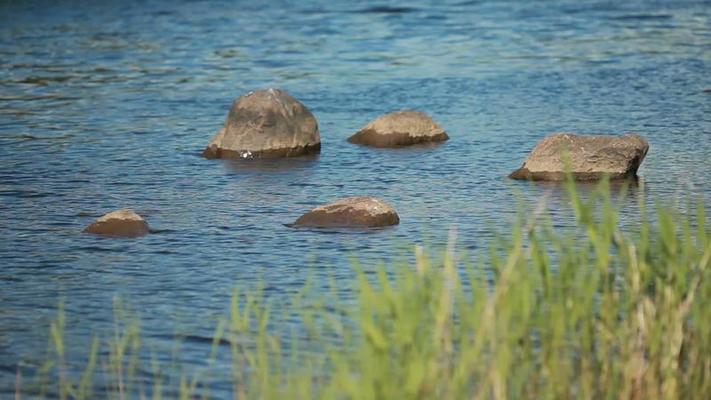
1,0,709,394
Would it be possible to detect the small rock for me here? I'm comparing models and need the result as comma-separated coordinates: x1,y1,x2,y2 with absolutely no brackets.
348,110,448,147
510,133,649,181
204,88,320,159
83,209,149,237
293,197,399,228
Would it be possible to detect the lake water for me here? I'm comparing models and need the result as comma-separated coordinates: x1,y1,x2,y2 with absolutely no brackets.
1,0,709,395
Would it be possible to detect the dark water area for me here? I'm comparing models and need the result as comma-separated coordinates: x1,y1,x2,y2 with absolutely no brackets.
0,0,709,394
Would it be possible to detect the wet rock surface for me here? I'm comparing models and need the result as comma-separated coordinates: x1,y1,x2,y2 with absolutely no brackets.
204,88,320,159
83,209,149,237
348,110,448,148
510,133,649,181
293,197,399,228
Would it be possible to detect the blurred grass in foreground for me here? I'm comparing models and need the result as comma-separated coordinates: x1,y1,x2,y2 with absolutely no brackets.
17,179,711,399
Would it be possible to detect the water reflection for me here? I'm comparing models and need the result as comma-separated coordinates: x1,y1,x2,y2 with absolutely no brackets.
219,153,321,173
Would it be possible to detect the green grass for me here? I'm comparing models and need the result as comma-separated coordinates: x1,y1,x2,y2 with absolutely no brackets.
16,179,711,399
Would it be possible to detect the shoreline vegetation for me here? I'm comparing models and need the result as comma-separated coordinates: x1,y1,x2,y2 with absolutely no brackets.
16,179,710,399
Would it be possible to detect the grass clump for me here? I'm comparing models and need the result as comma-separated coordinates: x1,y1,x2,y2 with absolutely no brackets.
17,180,711,399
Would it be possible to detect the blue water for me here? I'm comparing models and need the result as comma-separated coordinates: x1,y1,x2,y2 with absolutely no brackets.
1,0,709,395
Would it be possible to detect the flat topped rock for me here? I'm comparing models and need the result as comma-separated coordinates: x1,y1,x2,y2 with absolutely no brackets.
510,133,649,181
293,197,400,228
83,209,149,237
204,88,320,159
348,110,448,148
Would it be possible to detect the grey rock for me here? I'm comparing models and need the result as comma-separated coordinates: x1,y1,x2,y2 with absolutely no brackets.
204,88,320,159
294,197,399,228
348,110,448,148
510,133,649,181
83,209,149,237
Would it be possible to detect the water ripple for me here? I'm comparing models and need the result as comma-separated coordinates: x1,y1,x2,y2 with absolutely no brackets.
0,0,709,393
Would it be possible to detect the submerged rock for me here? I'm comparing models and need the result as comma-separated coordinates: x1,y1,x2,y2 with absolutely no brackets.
293,197,399,228
83,209,149,237
204,88,320,159
348,110,448,148
510,133,649,181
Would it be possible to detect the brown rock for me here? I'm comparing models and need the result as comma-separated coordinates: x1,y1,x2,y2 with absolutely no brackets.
83,209,149,237
204,88,320,159
348,110,448,147
293,197,399,228
510,133,649,181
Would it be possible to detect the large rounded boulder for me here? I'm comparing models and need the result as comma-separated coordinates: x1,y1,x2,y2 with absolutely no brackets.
83,209,149,237
348,110,448,148
204,88,320,159
293,197,399,228
510,133,649,181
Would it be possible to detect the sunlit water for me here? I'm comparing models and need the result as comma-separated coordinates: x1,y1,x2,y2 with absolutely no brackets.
1,0,709,395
